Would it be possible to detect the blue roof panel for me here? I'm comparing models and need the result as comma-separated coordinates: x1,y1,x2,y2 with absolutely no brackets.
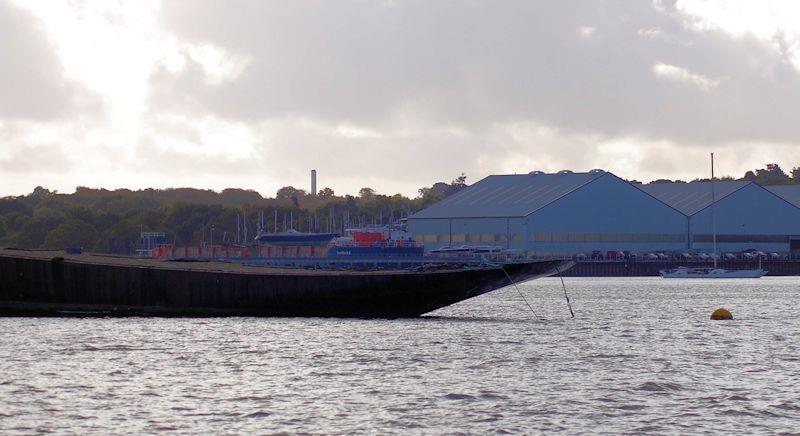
411,172,606,219
638,181,750,216
765,185,800,208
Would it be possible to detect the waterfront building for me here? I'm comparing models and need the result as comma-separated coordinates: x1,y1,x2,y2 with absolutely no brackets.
408,170,688,257
409,171,800,256
641,181,800,254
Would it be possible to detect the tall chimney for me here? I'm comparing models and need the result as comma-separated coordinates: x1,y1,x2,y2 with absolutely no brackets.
311,169,317,196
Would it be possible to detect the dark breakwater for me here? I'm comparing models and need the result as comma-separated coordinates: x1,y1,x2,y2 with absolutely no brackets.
0,249,570,317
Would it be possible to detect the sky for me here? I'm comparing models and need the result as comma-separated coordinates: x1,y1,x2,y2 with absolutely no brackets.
2,0,800,198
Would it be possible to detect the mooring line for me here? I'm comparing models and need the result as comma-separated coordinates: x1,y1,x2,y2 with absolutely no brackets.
501,266,539,319
554,264,575,318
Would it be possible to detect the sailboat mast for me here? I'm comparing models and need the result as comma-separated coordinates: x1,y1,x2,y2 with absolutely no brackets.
711,152,717,268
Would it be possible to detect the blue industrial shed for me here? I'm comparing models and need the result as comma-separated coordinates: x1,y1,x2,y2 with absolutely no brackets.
641,181,800,254
409,171,800,256
408,170,688,256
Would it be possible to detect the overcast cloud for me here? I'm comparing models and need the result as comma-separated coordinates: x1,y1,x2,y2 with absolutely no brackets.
1,0,800,197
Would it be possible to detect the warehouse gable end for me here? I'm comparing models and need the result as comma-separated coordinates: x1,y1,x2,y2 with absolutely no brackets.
525,173,687,229
689,183,800,252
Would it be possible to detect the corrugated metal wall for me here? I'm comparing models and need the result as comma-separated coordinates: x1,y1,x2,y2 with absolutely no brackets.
410,173,688,255
409,172,800,255
690,184,800,253
525,174,687,256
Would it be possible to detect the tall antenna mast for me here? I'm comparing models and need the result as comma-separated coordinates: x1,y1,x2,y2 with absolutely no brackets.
711,152,717,268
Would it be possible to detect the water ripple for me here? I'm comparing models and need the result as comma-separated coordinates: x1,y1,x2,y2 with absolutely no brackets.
1,277,798,433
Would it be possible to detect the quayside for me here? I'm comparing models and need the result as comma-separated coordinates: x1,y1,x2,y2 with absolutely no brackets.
0,248,573,318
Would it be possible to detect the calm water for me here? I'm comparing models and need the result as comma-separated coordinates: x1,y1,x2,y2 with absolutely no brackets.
1,277,798,434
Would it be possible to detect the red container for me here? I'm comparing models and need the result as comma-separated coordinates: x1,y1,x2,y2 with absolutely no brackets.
353,231,386,243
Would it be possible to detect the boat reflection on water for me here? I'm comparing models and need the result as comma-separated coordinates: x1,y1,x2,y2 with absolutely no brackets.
659,266,767,278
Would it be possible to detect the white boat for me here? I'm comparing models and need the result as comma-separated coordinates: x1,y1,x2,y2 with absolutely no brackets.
660,153,766,279
659,266,767,278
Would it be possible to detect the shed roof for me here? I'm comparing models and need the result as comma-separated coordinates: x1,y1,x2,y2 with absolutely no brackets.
764,185,800,208
410,171,606,219
638,181,750,216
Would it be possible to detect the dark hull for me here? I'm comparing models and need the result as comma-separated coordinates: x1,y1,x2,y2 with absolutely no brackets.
255,232,338,245
0,249,574,318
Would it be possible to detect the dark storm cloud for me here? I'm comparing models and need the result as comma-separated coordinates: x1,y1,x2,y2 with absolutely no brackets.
154,0,800,145
0,1,92,120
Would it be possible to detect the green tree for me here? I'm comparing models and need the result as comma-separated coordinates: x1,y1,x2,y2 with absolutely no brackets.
31,186,55,200
451,173,467,189
752,163,791,185
358,187,376,199
16,212,65,248
43,219,99,249
276,186,306,199
2,211,29,230
650,179,686,184
0,198,31,215
67,205,95,224
96,220,141,254
416,173,469,207
0,177,470,253
220,188,265,206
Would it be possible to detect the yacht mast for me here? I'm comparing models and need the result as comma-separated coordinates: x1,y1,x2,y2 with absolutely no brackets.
711,152,717,268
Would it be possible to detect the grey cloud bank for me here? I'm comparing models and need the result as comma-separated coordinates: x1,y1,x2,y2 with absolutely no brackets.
0,2,90,120
157,0,800,143
1,0,799,197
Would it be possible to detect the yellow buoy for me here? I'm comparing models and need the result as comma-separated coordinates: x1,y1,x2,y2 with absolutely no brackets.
710,308,733,320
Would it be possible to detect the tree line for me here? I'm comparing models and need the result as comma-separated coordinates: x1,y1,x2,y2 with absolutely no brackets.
643,163,800,185
1,162,794,254
0,174,468,254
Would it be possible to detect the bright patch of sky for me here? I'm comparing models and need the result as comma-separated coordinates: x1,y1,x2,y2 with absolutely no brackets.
676,0,800,70
2,0,800,198
652,62,720,92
